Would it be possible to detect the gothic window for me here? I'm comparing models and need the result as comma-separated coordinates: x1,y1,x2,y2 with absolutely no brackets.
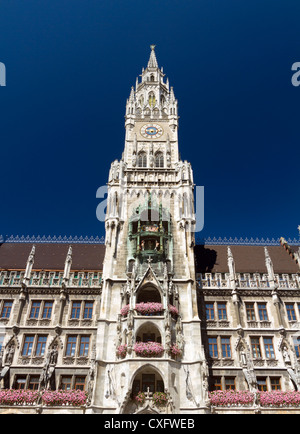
155,152,164,168
148,92,156,107
150,74,155,82
138,152,147,168
160,94,165,106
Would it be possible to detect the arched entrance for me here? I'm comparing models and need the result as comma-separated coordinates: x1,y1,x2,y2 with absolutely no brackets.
131,365,165,397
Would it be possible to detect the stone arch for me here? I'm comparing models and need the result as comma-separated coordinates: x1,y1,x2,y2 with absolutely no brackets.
129,363,165,392
135,282,162,304
121,364,166,414
135,321,163,345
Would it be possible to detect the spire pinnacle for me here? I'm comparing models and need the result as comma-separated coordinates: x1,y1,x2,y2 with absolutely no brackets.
148,45,158,68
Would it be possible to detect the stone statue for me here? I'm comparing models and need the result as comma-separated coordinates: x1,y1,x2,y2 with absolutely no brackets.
87,356,96,402
165,329,171,352
49,347,58,365
126,329,133,354
5,346,15,365
282,346,291,365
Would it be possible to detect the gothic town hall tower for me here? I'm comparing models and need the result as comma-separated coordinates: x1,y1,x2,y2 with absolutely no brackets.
93,46,209,414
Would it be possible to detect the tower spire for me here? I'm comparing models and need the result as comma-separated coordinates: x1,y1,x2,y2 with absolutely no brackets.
147,45,158,68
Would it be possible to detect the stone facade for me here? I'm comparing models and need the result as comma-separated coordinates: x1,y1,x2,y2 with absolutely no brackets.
0,47,299,414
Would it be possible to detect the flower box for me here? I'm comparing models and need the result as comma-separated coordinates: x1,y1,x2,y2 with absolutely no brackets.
116,344,127,358
153,392,168,406
134,341,164,357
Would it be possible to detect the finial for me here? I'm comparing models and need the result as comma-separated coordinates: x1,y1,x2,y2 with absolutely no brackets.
150,44,156,51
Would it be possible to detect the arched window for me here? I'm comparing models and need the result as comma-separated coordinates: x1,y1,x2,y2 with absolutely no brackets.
148,92,156,107
155,152,164,168
137,285,161,304
138,152,147,168
150,74,155,82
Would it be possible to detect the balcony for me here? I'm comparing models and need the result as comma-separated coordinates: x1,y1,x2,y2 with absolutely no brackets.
0,271,102,289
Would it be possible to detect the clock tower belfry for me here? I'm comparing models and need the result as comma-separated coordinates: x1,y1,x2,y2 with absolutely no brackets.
93,46,209,415
124,44,180,169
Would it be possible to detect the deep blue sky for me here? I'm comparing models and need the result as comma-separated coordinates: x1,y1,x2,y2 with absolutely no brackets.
0,0,299,241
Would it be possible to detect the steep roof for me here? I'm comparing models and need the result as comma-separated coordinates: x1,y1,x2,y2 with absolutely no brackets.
195,244,300,274
0,243,106,271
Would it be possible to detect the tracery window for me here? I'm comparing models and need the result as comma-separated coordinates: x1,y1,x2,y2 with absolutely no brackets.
155,152,164,168
148,92,156,107
138,152,147,168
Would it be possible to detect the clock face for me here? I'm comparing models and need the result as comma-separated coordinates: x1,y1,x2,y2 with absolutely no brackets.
140,124,163,139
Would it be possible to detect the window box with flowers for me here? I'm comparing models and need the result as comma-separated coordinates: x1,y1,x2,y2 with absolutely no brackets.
0,390,40,406
116,344,127,358
134,391,146,405
121,303,179,317
168,305,179,317
209,390,255,407
134,341,164,357
258,391,300,408
135,303,163,316
120,305,130,317
170,344,182,358
153,392,168,406
41,390,88,407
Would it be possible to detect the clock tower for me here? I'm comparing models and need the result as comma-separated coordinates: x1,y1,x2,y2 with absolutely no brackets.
93,46,209,414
